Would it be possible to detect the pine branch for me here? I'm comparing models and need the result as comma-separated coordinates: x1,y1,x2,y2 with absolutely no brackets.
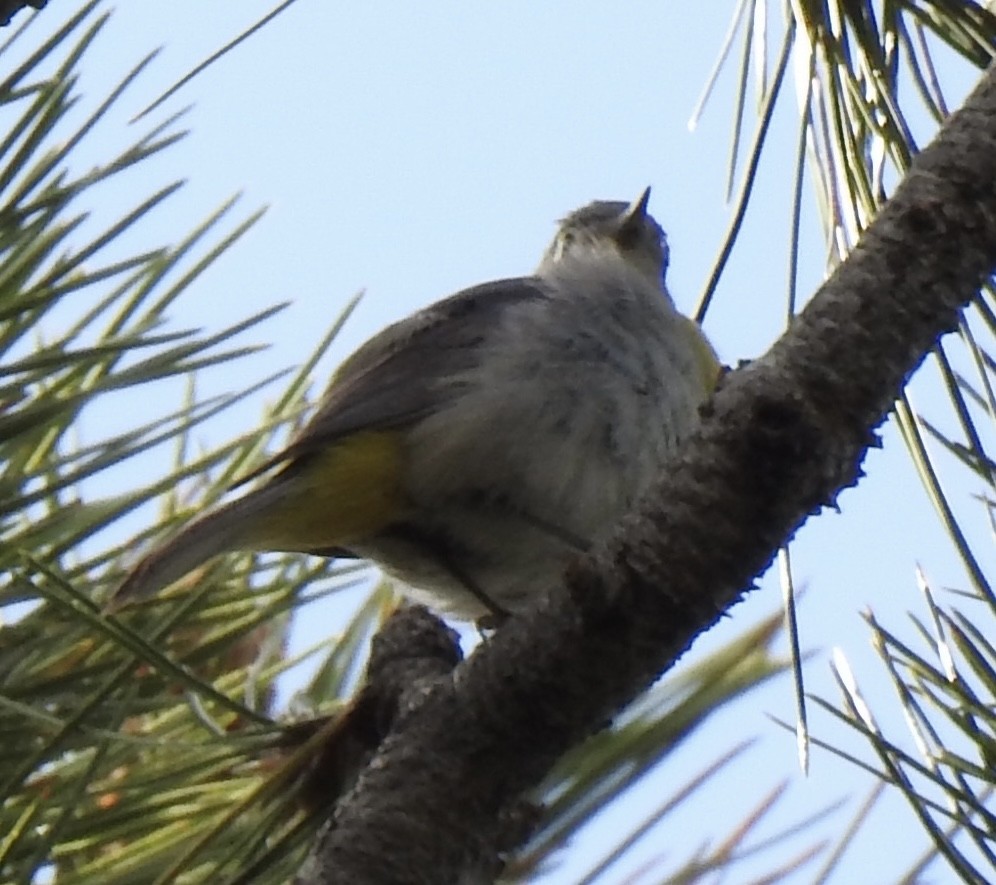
298,61,996,884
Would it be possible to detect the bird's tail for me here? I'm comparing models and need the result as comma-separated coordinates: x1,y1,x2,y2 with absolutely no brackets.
104,482,291,613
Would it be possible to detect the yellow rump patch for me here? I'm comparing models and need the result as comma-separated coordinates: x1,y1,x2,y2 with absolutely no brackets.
246,431,406,551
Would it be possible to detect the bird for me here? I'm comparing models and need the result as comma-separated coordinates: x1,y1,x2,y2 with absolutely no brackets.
106,188,720,622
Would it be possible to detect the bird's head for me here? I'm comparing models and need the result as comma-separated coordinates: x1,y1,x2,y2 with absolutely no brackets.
539,187,668,286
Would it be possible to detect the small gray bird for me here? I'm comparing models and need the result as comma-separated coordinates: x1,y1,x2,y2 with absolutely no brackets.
108,188,720,621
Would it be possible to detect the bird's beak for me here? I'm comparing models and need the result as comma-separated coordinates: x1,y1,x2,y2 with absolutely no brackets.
615,186,652,244
623,187,652,222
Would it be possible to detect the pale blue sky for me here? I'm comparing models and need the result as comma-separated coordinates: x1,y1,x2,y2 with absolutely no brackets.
15,2,988,881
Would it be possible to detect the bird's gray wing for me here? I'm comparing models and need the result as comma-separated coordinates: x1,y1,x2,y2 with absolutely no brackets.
231,276,550,488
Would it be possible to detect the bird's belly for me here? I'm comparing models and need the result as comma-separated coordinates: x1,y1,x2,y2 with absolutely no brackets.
359,357,704,619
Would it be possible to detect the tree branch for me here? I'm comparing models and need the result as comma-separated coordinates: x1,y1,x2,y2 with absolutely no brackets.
300,62,996,884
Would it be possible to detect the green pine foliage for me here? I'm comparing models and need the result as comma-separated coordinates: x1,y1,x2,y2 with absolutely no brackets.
0,5,796,883
9,1,995,882
700,2,996,881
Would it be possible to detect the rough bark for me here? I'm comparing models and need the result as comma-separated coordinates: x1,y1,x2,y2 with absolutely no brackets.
298,62,996,884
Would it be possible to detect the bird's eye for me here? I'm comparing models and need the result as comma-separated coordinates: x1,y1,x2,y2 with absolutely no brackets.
555,231,574,259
